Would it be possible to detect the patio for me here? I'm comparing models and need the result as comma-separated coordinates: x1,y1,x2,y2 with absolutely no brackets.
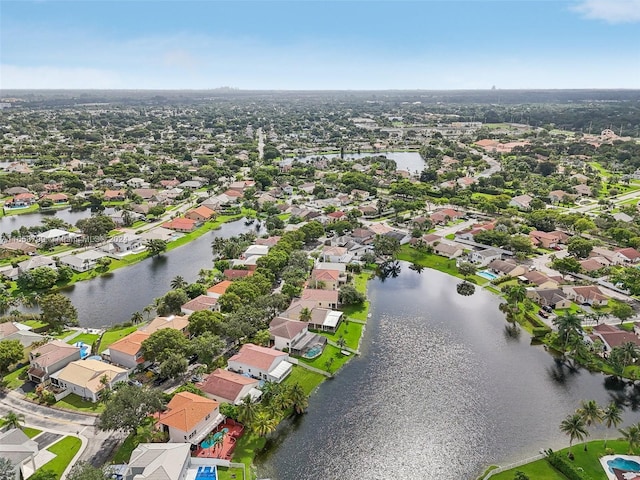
193,419,244,461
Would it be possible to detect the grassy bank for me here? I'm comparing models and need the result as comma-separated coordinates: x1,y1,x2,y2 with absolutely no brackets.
396,245,488,285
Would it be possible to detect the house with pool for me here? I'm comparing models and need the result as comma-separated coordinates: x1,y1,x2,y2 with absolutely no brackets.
227,343,293,383
155,392,224,444
123,442,222,480
197,368,262,405
269,317,327,356
27,340,81,384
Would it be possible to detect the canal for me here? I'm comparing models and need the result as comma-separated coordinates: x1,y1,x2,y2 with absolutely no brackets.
255,262,640,479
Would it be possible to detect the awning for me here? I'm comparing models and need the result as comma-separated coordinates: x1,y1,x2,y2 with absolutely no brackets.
269,361,293,381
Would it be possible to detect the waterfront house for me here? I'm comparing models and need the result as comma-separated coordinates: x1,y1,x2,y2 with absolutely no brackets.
51,359,128,402
223,269,253,280
163,218,197,233
469,247,502,266
5,193,36,208
206,280,232,299
156,392,223,444
433,241,463,259
309,268,345,290
36,229,81,245
104,189,126,201
525,288,572,309
59,249,107,272
300,288,339,309
27,340,81,384
40,193,68,204
143,315,190,335
181,295,219,315
106,331,150,370
184,205,215,223
227,343,293,383
17,255,57,273
269,317,325,354
306,308,343,333
123,443,191,480
519,271,559,290
100,233,144,257
487,259,526,277
592,324,640,353
197,368,262,405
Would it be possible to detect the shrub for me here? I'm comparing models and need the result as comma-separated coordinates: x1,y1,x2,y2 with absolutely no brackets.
546,451,594,480
532,326,552,338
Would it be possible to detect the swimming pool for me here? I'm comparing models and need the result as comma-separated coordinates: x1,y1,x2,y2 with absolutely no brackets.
477,270,498,281
607,457,640,472
303,344,324,359
194,465,217,480
73,342,91,359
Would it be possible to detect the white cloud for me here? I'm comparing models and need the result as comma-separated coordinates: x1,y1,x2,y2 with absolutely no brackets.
572,0,640,23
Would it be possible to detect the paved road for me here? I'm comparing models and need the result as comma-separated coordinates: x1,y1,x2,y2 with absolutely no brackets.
34,432,62,450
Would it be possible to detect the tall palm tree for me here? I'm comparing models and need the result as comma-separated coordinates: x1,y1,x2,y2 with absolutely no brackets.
619,423,640,454
553,313,583,352
560,413,589,454
577,400,603,450
621,342,639,367
237,395,258,426
603,402,623,448
287,383,309,415
505,284,527,305
251,411,278,437
170,275,187,290
3,411,25,430
130,311,143,325
142,305,154,320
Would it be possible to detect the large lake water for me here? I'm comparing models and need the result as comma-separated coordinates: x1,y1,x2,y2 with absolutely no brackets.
255,263,640,479
285,151,426,174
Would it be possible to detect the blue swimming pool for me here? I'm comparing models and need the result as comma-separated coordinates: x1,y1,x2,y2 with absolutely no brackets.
607,457,640,472
195,465,217,480
303,344,324,359
74,342,91,359
477,270,498,281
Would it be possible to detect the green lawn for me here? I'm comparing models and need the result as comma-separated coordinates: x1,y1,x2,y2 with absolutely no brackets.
296,344,351,374
488,458,567,480
281,365,325,395
340,301,369,322
67,333,100,345
22,319,48,329
489,440,631,480
396,245,488,285
217,466,246,480
111,433,137,464
23,427,42,438
53,330,73,339
55,393,104,413
232,433,266,480
99,325,139,353
315,320,363,350
36,436,82,479
3,364,29,390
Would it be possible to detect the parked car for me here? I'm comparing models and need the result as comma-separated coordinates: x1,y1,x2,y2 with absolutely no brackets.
538,309,550,319
542,305,553,313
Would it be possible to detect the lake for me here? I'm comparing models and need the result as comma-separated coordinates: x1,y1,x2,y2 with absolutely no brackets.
285,151,427,174
256,263,640,479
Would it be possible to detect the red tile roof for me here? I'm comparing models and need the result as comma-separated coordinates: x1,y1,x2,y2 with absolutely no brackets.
228,343,287,370
198,368,259,401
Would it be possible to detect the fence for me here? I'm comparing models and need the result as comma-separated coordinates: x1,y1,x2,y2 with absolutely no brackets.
482,454,546,479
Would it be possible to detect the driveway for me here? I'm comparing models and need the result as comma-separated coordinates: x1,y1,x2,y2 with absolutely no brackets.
34,432,62,450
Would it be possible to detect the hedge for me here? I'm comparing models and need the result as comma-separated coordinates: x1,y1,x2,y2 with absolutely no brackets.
546,451,594,480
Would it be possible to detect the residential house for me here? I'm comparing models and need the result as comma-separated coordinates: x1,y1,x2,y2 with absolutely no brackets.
615,247,640,264
106,331,150,370
123,443,191,480
17,255,57,273
100,234,144,257
433,241,464,259
307,308,343,333
111,210,145,227
143,315,190,335
579,258,607,273
549,190,573,203
127,178,146,188
592,324,640,353
456,222,495,241
0,241,37,257
613,212,634,223
51,359,128,402
163,218,197,233
469,248,502,266
300,288,339,309
358,204,378,218
27,340,81,384
0,429,39,480
59,249,107,272
206,280,232,299
242,245,269,258
5,193,36,207
321,246,351,264
269,317,325,354
178,180,203,189
509,194,534,210
228,180,256,193
197,369,261,405
590,247,627,266
159,179,181,189
519,271,559,290
156,392,223,444
326,211,346,223
430,208,464,225
563,285,609,306
184,206,215,223
227,343,293,383
254,236,281,247
309,269,344,290
133,188,157,200
526,288,572,309
223,269,253,280
1,329,44,350
181,295,218,315
529,230,562,249
139,227,175,243
36,229,81,245
573,184,593,197
40,193,68,204
487,259,526,277
104,189,126,201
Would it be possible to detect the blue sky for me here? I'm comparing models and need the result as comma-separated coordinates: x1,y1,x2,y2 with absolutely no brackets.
1,0,639,89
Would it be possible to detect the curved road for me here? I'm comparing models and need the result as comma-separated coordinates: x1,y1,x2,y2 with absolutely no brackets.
0,391,125,469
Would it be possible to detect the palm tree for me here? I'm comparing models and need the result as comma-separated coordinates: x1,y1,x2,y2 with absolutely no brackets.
130,311,143,325
505,284,527,305
251,410,278,437
577,400,603,450
336,336,347,350
237,395,258,426
299,307,312,322
3,411,24,430
287,383,309,415
620,423,640,454
603,402,623,448
213,431,225,453
621,342,639,367
560,413,589,454
142,305,154,320
170,275,187,290
553,313,583,352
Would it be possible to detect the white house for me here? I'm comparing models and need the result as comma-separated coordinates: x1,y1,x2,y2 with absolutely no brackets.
17,255,57,273
36,229,81,245
105,331,150,370
27,340,81,384
197,368,262,405
227,343,293,383
124,443,191,480
269,317,319,354
156,392,224,444
100,234,144,257
59,249,107,272
0,429,39,480
469,248,503,266
51,359,128,402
